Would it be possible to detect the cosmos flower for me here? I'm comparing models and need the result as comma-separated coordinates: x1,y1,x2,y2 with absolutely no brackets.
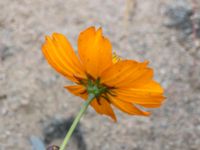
42,27,165,121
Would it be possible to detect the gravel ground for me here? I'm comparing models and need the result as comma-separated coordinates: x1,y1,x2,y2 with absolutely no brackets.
1,0,200,150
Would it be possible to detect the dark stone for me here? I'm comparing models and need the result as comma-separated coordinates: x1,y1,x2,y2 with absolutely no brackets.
0,45,13,61
0,94,7,100
164,6,193,35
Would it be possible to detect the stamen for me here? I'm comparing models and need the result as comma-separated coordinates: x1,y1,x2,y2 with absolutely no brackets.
112,52,122,63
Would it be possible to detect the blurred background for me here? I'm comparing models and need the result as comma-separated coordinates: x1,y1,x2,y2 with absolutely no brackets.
1,0,200,149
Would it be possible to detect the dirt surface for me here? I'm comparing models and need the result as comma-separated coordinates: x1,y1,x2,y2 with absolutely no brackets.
1,0,200,150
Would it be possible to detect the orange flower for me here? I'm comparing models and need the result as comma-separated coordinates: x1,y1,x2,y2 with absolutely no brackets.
42,27,165,121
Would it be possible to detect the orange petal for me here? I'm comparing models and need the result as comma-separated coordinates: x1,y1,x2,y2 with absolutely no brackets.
65,85,87,97
101,60,152,88
78,27,113,78
109,96,150,116
112,81,164,106
65,85,116,121
42,33,86,82
90,98,117,121
139,103,162,108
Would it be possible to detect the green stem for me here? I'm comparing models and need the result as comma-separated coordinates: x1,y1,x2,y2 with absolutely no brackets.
59,93,95,150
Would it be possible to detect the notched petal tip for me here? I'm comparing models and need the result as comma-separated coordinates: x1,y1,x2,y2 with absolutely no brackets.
52,32,68,41
45,35,51,41
96,27,103,35
97,27,102,30
87,26,96,30
79,26,95,36
52,32,61,36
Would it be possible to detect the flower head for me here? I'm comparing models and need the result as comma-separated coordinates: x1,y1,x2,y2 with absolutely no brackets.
42,27,165,121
